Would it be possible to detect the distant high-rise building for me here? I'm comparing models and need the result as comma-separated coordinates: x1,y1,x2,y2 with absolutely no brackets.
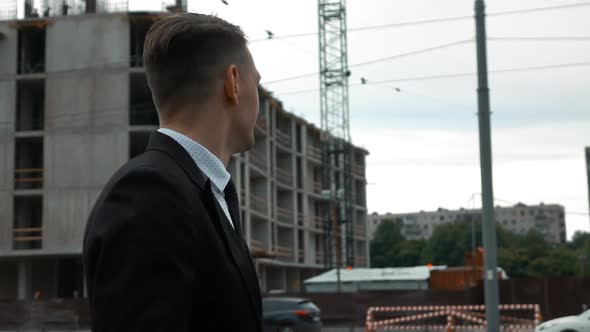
368,203,566,244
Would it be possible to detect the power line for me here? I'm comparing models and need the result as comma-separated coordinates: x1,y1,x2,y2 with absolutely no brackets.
273,61,590,95
249,1,590,43
262,37,590,85
261,39,473,85
262,71,318,85
349,39,473,68
366,61,590,84
487,1,590,17
249,15,472,42
489,36,590,42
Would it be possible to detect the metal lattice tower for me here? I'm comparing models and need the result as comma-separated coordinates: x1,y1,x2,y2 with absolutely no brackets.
318,0,350,142
318,0,355,273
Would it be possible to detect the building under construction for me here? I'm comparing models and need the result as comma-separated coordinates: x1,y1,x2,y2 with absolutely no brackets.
0,1,369,300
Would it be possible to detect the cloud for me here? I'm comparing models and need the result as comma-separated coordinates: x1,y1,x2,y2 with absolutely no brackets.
360,121,590,239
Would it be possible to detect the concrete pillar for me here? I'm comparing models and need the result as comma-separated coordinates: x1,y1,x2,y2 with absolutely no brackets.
85,0,97,14
280,267,289,291
259,264,266,293
83,271,87,298
17,260,31,300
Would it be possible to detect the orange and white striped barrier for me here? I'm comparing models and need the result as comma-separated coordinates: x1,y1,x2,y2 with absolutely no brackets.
366,304,541,332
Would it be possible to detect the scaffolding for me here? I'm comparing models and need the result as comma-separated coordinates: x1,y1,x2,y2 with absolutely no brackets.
0,0,17,21
97,0,187,13
42,0,86,17
0,0,188,19
96,0,128,13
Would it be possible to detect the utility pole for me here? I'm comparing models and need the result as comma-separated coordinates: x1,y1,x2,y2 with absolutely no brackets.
474,1,499,331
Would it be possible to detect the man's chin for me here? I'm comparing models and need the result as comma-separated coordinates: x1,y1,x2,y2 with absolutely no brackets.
235,135,255,154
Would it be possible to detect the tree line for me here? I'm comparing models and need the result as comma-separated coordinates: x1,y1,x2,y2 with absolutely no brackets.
369,220,590,277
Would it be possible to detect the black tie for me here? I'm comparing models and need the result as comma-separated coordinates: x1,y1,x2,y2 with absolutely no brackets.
223,179,243,238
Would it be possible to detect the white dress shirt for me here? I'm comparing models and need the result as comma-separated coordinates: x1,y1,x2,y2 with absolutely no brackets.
158,128,235,229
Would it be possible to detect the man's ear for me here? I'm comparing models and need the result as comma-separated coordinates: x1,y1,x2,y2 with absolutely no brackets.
224,64,240,105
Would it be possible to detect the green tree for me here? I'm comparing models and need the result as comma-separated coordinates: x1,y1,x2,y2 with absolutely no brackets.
397,239,427,267
369,220,404,267
421,221,480,266
497,247,530,277
569,231,590,276
370,219,589,277
570,231,590,250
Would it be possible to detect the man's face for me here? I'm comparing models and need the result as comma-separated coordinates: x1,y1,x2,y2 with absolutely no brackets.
235,48,261,152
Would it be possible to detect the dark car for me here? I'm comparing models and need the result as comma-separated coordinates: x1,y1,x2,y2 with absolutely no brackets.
263,297,322,332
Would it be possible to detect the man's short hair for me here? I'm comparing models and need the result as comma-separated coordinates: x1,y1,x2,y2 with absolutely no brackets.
143,13,248,114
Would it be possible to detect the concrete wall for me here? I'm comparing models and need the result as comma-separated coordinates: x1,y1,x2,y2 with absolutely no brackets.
0,23,17,76
305,280,429,293
0,23,16,253
42,16,130,253
45,15,128,72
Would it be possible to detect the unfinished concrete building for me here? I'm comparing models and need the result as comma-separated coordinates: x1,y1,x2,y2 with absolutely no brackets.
0,8,369,300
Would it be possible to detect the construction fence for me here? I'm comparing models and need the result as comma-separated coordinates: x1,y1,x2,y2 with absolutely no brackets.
0,277,588,329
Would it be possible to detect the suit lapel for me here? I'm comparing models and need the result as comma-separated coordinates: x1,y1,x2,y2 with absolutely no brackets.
147,131,262,329
203,182,263,329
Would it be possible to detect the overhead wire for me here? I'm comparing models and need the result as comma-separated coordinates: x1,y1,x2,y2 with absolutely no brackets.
249,1,590,43
489,36,590,42
261,36,590,85
273,61,590,96
261,39,474,85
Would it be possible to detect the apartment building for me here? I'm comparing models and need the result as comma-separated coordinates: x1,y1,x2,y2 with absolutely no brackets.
368,203,566,244
0,7,369,300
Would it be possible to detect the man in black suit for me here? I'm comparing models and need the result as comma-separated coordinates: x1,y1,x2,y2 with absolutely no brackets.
83,13,262,331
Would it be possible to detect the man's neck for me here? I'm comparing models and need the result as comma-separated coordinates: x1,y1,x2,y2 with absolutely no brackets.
160,123,232,167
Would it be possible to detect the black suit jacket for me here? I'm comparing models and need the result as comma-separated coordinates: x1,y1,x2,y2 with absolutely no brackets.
83,131,263,332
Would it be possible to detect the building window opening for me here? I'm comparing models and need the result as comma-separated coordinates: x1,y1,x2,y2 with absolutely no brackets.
17,27,46,74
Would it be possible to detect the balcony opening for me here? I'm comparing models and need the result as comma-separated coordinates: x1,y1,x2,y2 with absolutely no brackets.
295,124,302,153
16,79,44,131
255,99,268,136
251,216,269,254
249,177,268,216
13,196,42,250
275,115,291,149
14,137,43,190
17,27,46,74
129,131,151,159
276,150,293,187
276,228,294,262
248,140,268,173
129,72,158,126
57,257,84,298
130,18,155,67
354,179,365,206
297,230,304,263
276,189,293,226
296,157,303,189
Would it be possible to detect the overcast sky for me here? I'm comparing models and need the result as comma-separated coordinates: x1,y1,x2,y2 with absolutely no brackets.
20,0,590,239
181,0,590,239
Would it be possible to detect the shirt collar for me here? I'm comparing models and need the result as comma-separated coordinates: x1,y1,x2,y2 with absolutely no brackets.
157,128,230,192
